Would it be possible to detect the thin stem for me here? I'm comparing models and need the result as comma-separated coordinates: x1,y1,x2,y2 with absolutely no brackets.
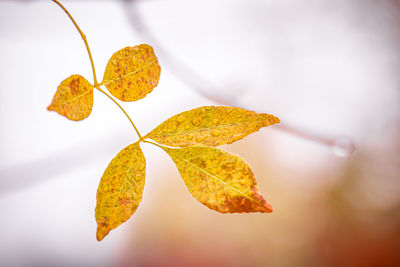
96,86,143,139
143,140,165,150
52,0,97,85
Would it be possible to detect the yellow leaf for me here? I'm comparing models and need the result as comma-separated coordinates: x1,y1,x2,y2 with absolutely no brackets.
163,146,273,213
95,143,146,241
47,75,94,121
102,44,161,102
146,106,279,147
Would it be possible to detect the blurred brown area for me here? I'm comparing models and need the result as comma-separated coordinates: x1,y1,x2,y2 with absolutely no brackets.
113,0,400,266
116,125,400,267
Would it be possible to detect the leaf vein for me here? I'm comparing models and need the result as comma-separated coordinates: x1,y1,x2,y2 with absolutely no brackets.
62,90,92,105
171,153,264,206
109,148,138,216
102,60,157,86
150,121,253,138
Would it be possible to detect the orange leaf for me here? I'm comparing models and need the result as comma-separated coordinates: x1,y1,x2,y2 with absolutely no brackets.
102,44,161,101
47,75,94,121
145,106,279,147
95,143,146,241
163,146,273,213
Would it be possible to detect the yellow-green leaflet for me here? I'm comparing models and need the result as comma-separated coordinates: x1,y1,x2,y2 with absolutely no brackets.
146,106,280,147
48,74,93,121
95,143,146,241
102,44,161,101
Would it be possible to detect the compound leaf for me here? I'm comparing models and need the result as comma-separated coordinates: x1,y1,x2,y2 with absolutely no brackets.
146,106,279,147
163,146,273,213
47,74,93,121
95,143,146,241
102,44,161,102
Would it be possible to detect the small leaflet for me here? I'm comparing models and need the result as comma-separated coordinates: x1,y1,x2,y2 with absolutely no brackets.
145,106,280,147
95,143,146,241
47,74,94,121
102,44,161,102
163,146,273,213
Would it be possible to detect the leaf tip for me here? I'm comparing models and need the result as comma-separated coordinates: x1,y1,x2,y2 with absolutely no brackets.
273,115,280,124
47,103,54,111
96,225,108,242
226,194,274,214
252,191,274,213
263,114,280,127
262,201,274,213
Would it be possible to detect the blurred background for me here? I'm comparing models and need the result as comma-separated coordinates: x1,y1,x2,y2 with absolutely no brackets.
1,0,400,266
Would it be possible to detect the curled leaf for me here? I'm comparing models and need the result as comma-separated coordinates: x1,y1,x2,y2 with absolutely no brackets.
95,143,146,241
102,44,161,101
47,74,94,121
145,106,279,147
163,146,273,213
